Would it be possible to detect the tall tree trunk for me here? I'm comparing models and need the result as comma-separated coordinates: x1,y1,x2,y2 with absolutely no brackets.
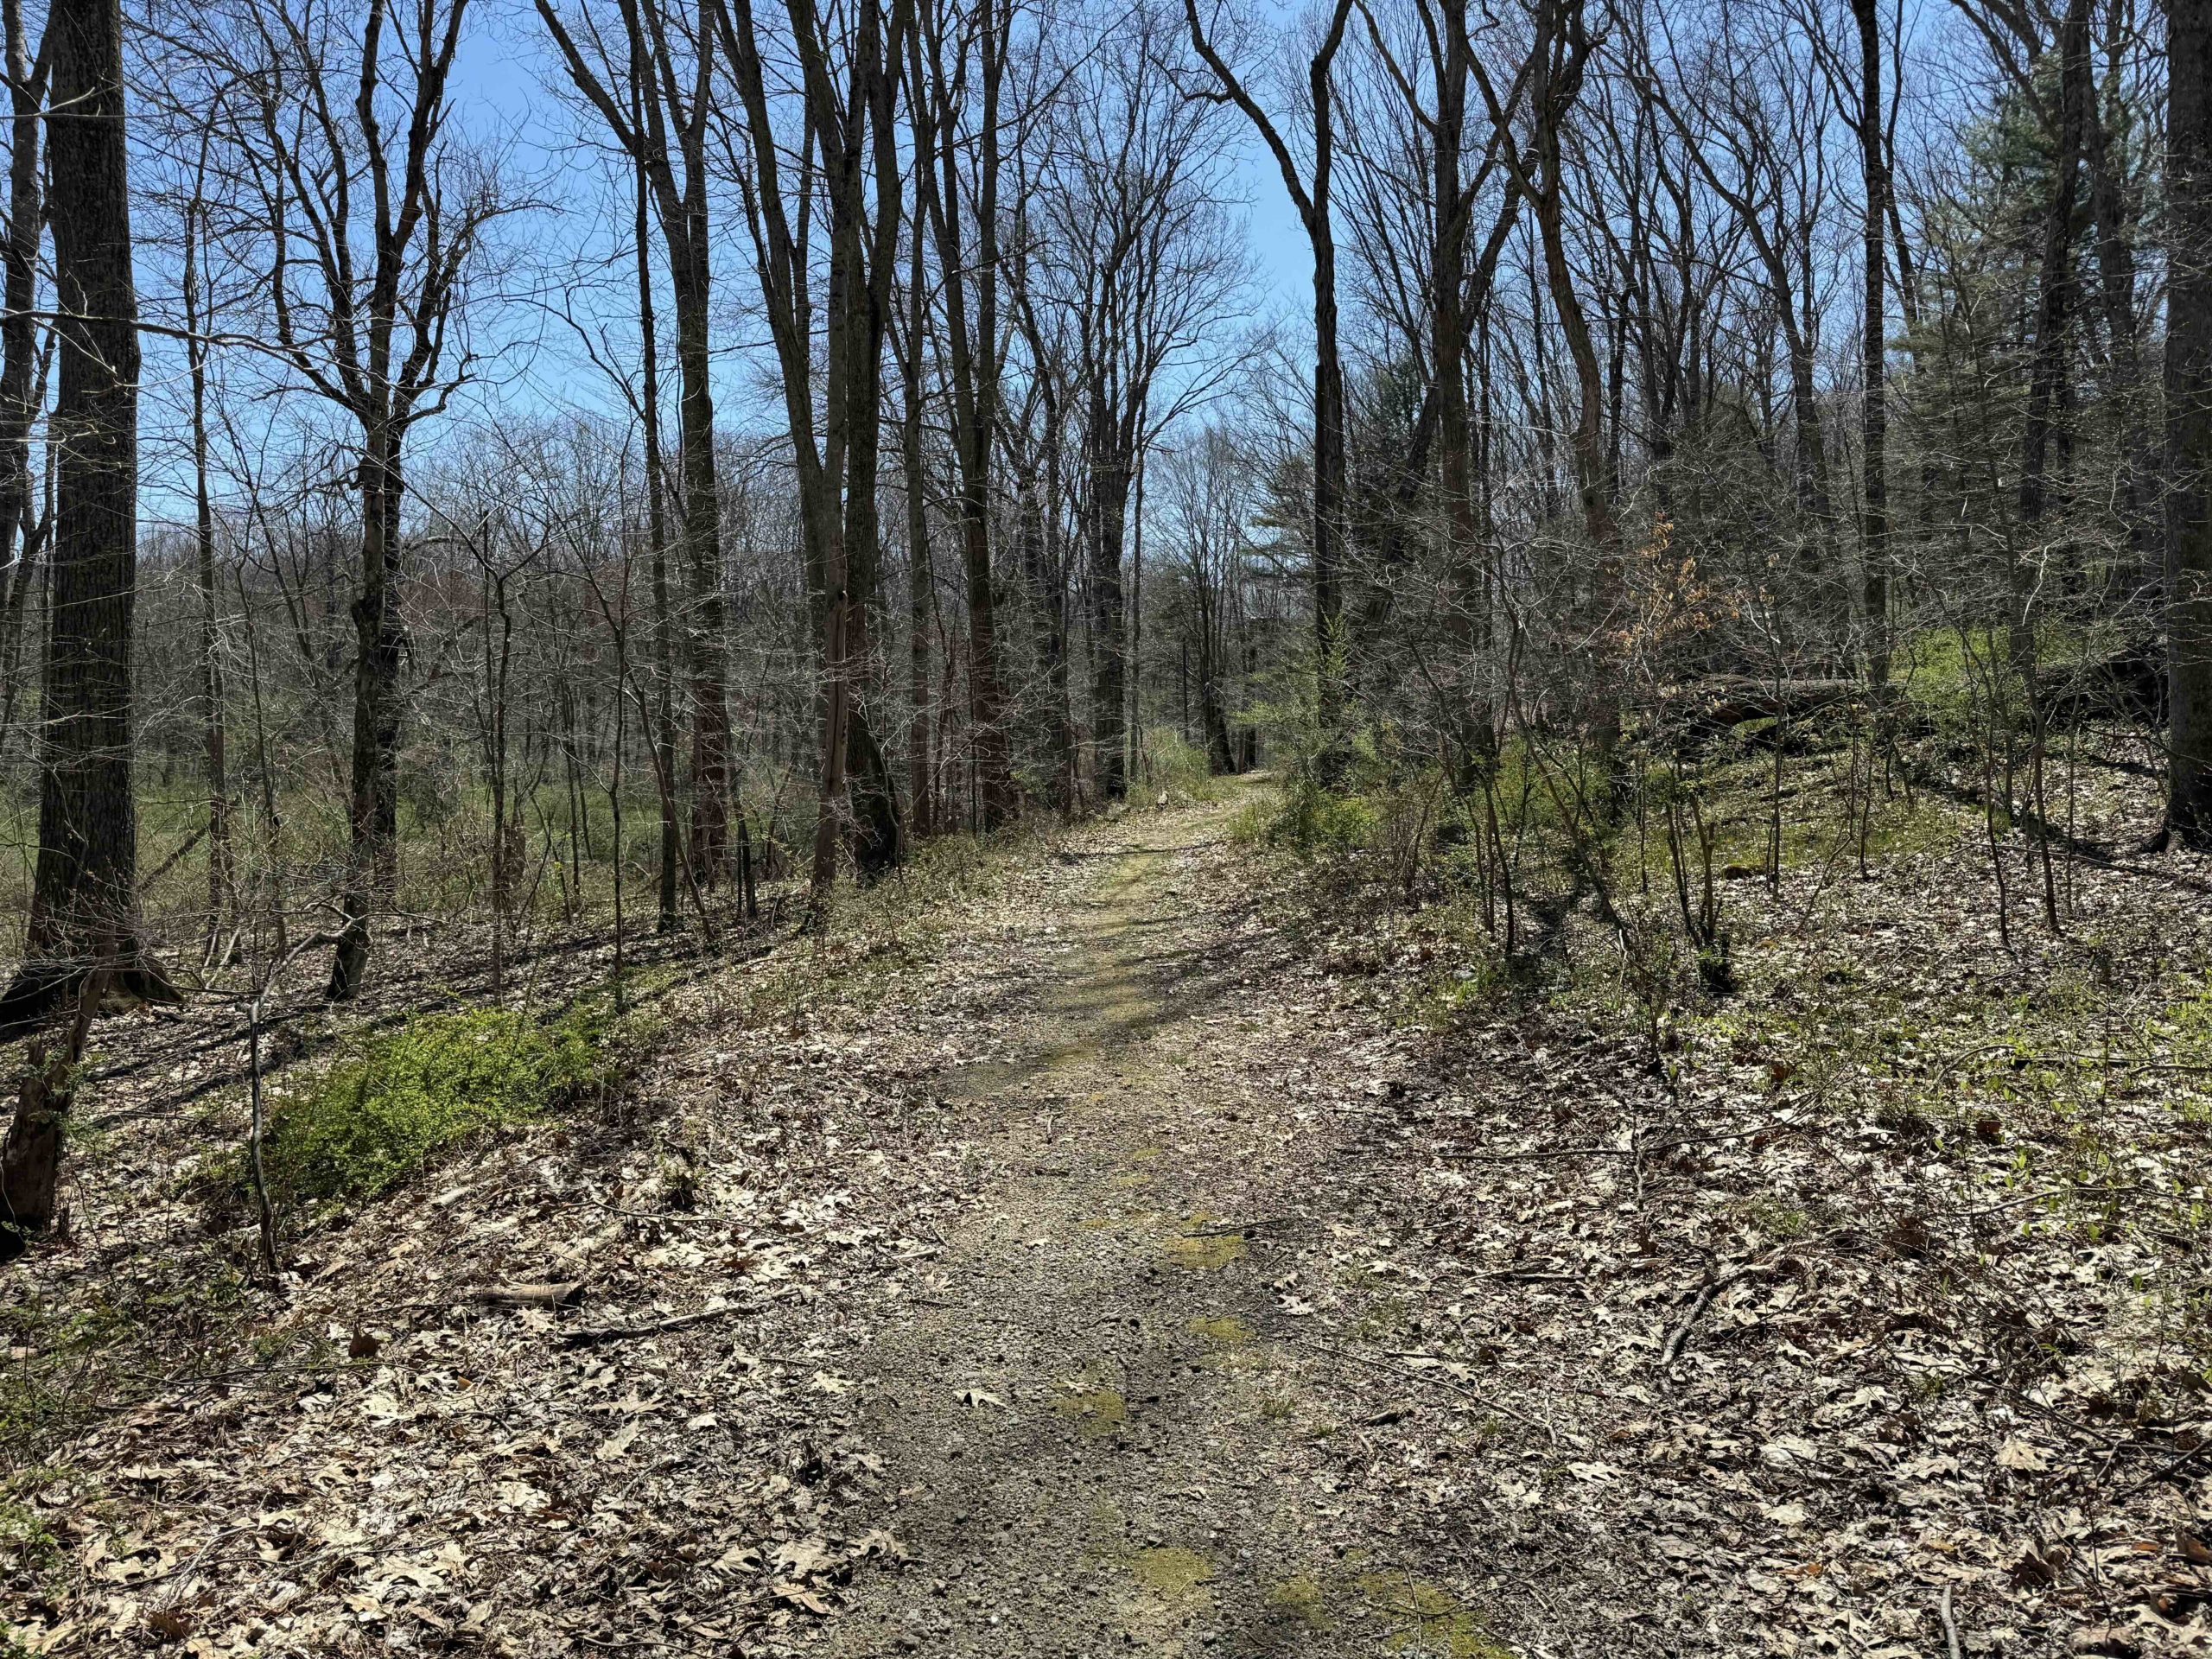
1526,0,1618,750
902,215,934,838
2013,0,2091,694
840,18,905,883
670,227,733,880
911,0,1016,828
634,75,681,933
1089,427,1131,802
2,0,166,1251
0,0,43,622
1183,0,1356,754
2084,76,2155,601
1128,453,1144,785
1776,290,1837,645
1041,428,1077,808
1850,0,1891,684
327,433,406,1001
1197,576,1233,773
1311,206,1348,744
2166,0,2212,838
1432,2,1476,671
184,196,232,954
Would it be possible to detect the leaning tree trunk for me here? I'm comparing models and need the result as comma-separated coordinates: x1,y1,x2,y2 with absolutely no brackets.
2,0,169,1255
2168,0,2212,839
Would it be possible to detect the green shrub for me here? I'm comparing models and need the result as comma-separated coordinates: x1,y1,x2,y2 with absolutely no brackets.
1273,779,1381,855
264,1003,636,1205
1140,728,1234,800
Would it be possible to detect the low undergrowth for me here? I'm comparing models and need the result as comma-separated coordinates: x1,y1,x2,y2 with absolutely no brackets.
257,997,658,1210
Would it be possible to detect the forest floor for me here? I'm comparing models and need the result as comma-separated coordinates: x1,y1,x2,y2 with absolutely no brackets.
10,771,2212,1657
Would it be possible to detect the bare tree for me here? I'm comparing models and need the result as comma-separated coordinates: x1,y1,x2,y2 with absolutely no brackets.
1845,0,1892,682
909,0,1018,827
715,0,911,902
537,0,740,885
1039,7,1243,799
186,0,503,999
1186,0,1357,744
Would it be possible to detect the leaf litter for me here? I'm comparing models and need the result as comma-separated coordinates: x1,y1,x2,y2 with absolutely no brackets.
6,781,2212,1656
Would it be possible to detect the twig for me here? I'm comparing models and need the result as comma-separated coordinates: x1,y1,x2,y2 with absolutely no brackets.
559,1300,758,1348
1937,1586,1963,1659
2113,1439,2212,1503
1185,1216,1300,1238
143,1526,253,1598
1296,1338,1560,1445
139,823,211,893
1658,1243,1823,1371
1659,1279,1728,1370
1435,1144,1637,1163
1963,1182,2141,1220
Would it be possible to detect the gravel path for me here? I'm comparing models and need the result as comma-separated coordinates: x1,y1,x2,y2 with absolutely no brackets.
805,800,1487,1659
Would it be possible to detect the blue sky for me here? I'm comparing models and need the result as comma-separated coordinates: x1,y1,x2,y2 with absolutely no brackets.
449,1,1318,410
130,0,1319,529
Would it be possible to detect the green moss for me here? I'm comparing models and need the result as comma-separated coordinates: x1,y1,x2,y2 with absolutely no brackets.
1267,1573,1330,1628
1162,1231,1246,1271
1355,1571,1511,1658
1052,1386,1129,1436
1129,1546,1214,1599
1187,1315,1253,1344
1187,1313,1269,1371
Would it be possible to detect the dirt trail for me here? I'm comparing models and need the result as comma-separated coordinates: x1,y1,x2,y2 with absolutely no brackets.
807,797,1488,1659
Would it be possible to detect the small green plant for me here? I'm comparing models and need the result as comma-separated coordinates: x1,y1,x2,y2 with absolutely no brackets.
262,1002,640,1206
0,1491,61,1582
